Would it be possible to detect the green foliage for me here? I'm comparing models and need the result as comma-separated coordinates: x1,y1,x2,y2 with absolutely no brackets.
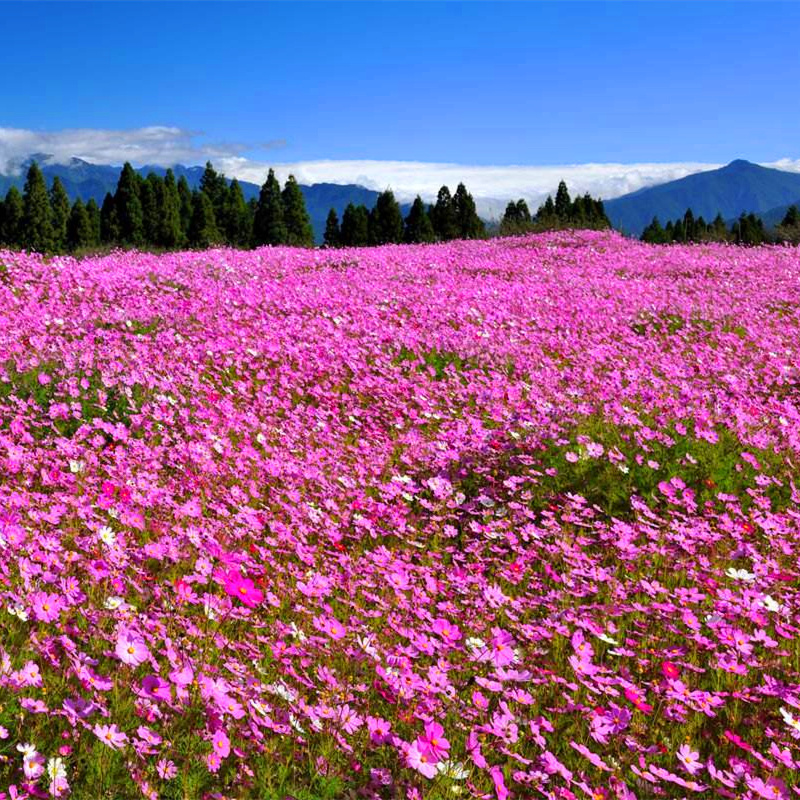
1,186,23,246
159,169,184,248
554,180,572,220
223,179,252,247
22,162,54,253
140,172,162,246
339,203,370,246
100,192,120,244
368,189,404,245
404,196,435,243
50,176,71,251
67,198,95,250
188,190,221,248
115,162,144,246
86,197,101,245
252,169,287,246
177,175,194,240
430,185,459,241
323,208,340,247
282,174,314,246
453,182,484,239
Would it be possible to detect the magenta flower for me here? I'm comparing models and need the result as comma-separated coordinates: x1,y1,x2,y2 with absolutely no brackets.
222,570,264,608
431,618,462,645
141,674,171,701
406,740,437,778
211,729,230,759
417,721,450,761
676,743,702,775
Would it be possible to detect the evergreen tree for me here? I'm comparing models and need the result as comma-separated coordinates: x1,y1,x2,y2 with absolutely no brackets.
86,198,101,245
49,177,71,252
453,183,484,239
114,162,144,245
369,189,404,245
22,162,54,253
430,186,459,241
199,161,228,225
159,169,183,248
223,179,252,247
781,205,800,228
281,175,314,246
539,195,556,225
340,203,370,246
404,196,435,243
323,208,340,247
252,169,287,246
141,173,162,246
188,190,221,248
571,195,587,225
711,213,727,241
100,192,120,244
1,187,23,246
177,175,194,239
67,198,94,250
554,181,571,221
641,216,667,244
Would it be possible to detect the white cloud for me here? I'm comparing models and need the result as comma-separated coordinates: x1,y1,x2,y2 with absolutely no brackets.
1,126,798,219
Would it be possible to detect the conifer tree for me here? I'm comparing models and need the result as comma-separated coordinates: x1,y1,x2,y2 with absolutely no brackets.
252,169,287,246
177,175,194,239
22,162,54,253
404,196,435,243
1,187,23,246
430,186,459,241
199,161,228,226
538,196,556,225
223,179,252,247
554,181,571,221
141,173,162,246
159,169,183,248
324,208,340,247
67,198,94,250
115,162,144,245
188,190,221,248
340,203,370,246
453,183,484,239
86,198,101,245
281,175,314,246
100,193,120,244
49,177,71,252
369,189,404,245
641,216,667,244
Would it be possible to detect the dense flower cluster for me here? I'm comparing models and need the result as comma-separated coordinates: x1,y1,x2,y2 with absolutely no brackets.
0,232,799,798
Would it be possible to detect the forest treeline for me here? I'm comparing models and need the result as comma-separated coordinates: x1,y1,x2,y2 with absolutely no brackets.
641,206,800,246
0,161,316,253
497,180,611,235
0,160,487,253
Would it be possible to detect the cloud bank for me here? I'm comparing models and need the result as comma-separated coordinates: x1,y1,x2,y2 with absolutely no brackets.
2,126,798,218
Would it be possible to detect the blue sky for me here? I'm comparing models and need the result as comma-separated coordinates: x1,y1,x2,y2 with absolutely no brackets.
1,2,799,210
3,1,800,164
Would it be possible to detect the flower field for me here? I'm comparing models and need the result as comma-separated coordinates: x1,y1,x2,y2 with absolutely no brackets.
1,231,800,799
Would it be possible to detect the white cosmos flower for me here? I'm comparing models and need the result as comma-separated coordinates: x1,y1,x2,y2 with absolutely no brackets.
437,760,469,779
762,595,782,613
47,757,67,780
98,526,115,546
104,596,123,610
726,567,756,582
8,604,29,621
68,460,84,474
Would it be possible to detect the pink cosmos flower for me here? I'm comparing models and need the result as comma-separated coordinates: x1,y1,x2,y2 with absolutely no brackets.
406,740,437,778
417,721,450,762
222,569,264,607
157,759,177,779
431,618,462,645
677,743,702,775
478,627,517,667
661,661,681,679
366,716,392,745
115,630,150,667
141,674,171,702
206,751,222,773
94,723,128,750
212,729,230,758
31,592,63,623
489,765,510,800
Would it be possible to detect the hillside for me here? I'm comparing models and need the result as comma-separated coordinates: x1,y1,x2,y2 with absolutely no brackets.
605,159,800,235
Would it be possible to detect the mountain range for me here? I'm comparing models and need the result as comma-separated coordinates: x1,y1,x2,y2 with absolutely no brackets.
603,160,800,235
2,155,800,241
